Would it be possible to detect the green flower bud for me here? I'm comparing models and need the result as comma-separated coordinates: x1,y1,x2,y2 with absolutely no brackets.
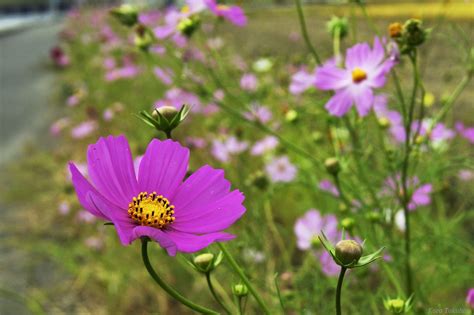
246,171,269,191
285,109,298,123
324,157,340,175
154,106,179,121
340,217,355,231
383,296,413,314
403,19,427,47
177,15,201,37
311,131,323,143
378,117,391,129
232,284,249,297
335,240,363,266
134,24,153,52
193,253,215,272
310,236,321,249
327,16,349,39
366,211,381,223
110,4,138,27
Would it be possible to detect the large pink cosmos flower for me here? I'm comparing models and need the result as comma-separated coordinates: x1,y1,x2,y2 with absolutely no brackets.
205,0,247,27
315,37,395,117
69,135,245,256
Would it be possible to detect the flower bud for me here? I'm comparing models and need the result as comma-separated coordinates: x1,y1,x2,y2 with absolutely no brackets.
154,106,179,121
335,240,363,266
366,211,381,223
327,16,349,39
340,217,355,231
134,24,153,52
378,117,391,129
232,284,249,297
285,109,298,123
384,298,409,314
110,4,138,27
177,15,201,37
310,236,321,249
388,22,403,38
311,131,323,143
325,157,340,175
402,19,428,47
246,171,269,191
193,253,214,272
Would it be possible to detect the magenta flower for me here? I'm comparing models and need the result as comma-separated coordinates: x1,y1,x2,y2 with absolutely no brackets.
384,176,432,211
69,136,245,256
289,67,316,95
315,37,395,117
294,209,340,276
205,0,247,27
154,88,201,112
211,136,249,163
243,103,272,123
153,66,174,85
265,156,297,183
50,46,70,67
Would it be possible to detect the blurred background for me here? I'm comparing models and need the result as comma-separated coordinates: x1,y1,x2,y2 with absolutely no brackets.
1,0,473,314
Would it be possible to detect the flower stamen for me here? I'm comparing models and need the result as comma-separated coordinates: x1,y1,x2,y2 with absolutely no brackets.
351,68,367,83
128,192,175,229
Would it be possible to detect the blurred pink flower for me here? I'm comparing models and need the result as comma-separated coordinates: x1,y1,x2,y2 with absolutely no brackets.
319,179,340,197
84,236,104,250
251,136,278,156
467,288,474,309
50,117,70,136
58,201,70,215
384,175,432,211
154,88,201,111
289,67,316,95
77,210,96,223
265,156,297,183
211,136,249,162
243,103,272,123
71,121,97,139
456,122,474,144
240,73,258,91
205,0,247,26
458,169,474,181
50,46,70,67
153,66,174,85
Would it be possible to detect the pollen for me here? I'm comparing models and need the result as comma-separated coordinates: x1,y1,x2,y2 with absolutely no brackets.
128,192,175,229
351,68,367,83
181,5,190,14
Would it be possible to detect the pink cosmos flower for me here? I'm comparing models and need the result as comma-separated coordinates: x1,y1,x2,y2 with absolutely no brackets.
69,136,245,255
294,209,340,276
240,73,258,92
315,37,395,117
455,122,474,144
71,121,98,139
458,169,474,182
58,201,70,215
105,65,140,81
205,0,247,27
265,156,297,183
251,136,279,156
50,117,70,136
289,67,316,95
154,88,201,112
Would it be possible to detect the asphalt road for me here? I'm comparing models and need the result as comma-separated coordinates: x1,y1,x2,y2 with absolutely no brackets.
0,20,62,165
0,20,62,314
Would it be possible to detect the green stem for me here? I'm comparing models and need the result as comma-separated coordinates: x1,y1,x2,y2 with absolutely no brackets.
165,130,172,139
141,239,219,314
336,267,347,315
217,243,271,314
205,272,231,315
294,0,322,65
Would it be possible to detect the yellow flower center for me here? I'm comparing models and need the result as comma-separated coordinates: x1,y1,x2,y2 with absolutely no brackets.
128,192,175,229
181,5,190,14
217,4,230,11
351,68,367,83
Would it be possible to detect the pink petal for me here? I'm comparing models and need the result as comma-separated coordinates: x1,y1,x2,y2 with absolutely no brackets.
167,230,235,253
315,64,350,90
344,43,371,70
133,226,177,256
352,87,374,117
172,190,245,234
172,165,231,216
87,135,138,209
138,139,189,200
325,89,353,117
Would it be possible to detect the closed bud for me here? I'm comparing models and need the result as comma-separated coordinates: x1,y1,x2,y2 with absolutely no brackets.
110,4,138,27
402,19,428,47
383,297,413,314
341,217,355,231
378,117,391,129
325,157,340,175
232,284,248,297
335,240,363,266
366,211,381,223
134,24,153,51
154,106,179,121
327,16,349,39
311,131,323,143
285,109,298,123
193,253,214,272
246,171,269,191
177,15,201,37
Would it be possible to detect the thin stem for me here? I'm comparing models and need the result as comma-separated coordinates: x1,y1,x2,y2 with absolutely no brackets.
264,196,290,266
205,272,231,315
165,130,172,139
217,243,271,314
294,0,322,65
336,267,347,315
141,239,219,315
